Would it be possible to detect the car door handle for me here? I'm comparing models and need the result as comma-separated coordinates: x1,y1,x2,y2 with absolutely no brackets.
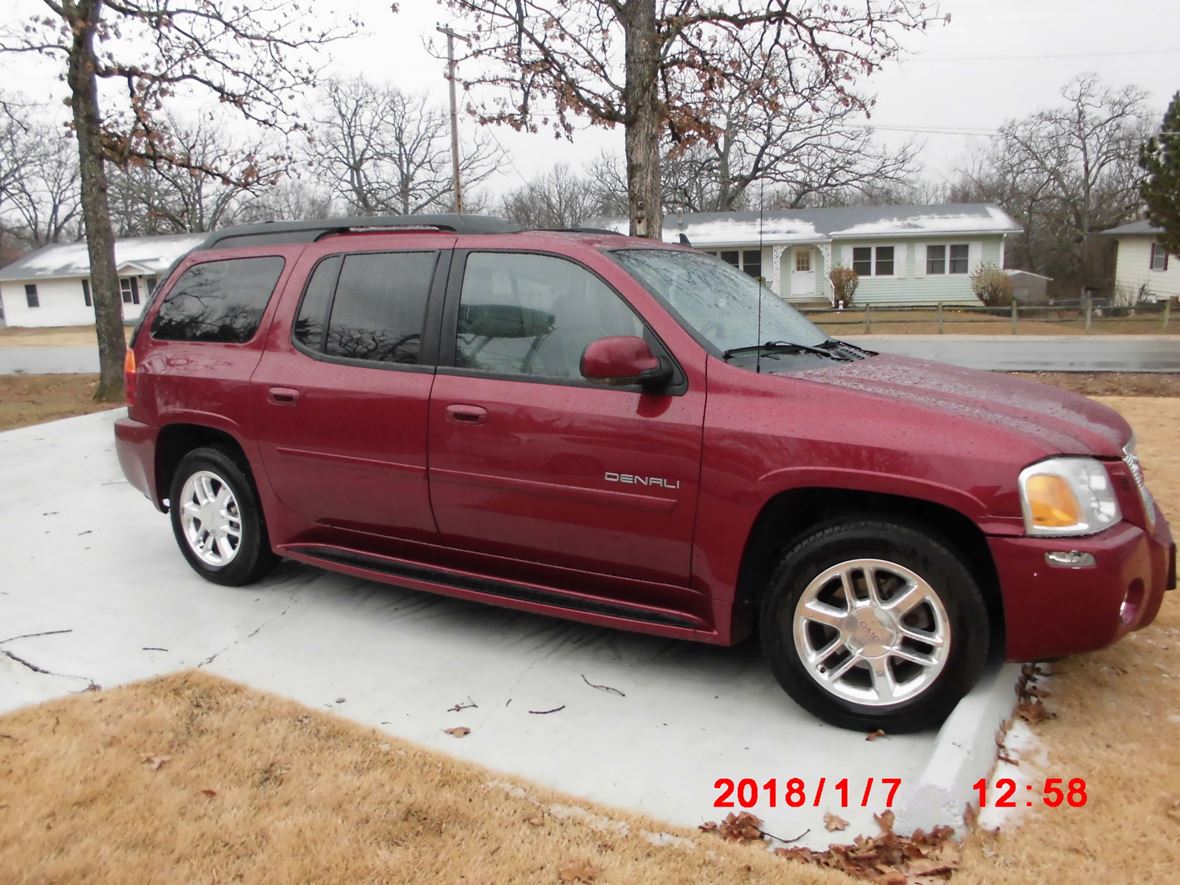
445,404,488,425
267,386,300,405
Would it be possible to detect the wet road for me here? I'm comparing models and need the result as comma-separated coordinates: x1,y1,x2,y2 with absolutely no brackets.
0,335,1177,374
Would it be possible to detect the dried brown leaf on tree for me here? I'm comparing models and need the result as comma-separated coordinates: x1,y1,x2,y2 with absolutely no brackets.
824,812,849,832
557,858,600,882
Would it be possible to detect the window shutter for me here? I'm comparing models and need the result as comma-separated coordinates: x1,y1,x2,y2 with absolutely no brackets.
914,244,926,279
841,244,852,267
968,242,983,274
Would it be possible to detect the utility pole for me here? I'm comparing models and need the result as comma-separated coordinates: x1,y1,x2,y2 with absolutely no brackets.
437,24,468,215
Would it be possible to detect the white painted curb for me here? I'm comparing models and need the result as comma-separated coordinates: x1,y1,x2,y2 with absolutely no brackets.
896,662,1021,834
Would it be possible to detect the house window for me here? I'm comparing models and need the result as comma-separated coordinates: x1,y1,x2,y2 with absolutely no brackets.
852,246,894,276
926,243,970,275
120,277,140,305
795,249,811,272
949,244,970,275
852,247,872,276
1151,242,1169,272
82,279,92,307
714,249,763,279
25,284,39,308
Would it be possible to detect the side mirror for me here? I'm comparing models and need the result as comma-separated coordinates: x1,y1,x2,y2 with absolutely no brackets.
580,336,672,389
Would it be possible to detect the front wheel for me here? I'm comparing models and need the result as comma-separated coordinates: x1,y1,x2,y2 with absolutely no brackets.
759,519,990,732
168,446,279,586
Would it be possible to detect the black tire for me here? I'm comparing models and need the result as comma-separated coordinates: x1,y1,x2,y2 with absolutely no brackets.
759,518,989,733
168,446,280,587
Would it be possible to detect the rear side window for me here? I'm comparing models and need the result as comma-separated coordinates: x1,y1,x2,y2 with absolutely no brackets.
152,256,284,343
294,251,436,365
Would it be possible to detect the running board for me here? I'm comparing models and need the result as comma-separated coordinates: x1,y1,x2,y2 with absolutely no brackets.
288,544,704,630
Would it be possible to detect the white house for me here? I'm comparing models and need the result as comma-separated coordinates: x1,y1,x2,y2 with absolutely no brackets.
595,203,1022,306
1102,219,1180,302
0,233,205,328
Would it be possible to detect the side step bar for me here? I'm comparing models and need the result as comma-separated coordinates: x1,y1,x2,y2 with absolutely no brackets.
291,544,704,630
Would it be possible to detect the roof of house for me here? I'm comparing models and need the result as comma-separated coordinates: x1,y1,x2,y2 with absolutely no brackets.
590,203,1021,245
0,233,206,283
1004,268,1053,280
1101,219,1162,236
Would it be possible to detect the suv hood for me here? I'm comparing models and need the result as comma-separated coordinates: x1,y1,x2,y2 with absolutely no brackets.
792,354,1130,458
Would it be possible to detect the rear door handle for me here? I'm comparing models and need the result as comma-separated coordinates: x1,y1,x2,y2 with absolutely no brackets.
445,404,488,425
267,386,300,405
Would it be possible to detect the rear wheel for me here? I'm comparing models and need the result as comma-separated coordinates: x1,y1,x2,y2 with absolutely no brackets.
759,519,989,732
168,446,279,586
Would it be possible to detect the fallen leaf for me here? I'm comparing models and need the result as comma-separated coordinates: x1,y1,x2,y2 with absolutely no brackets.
866,728,886,741
201,788,217,798
444,727,471,738
824,812,849,832
874,809,895,833
1015,700,1051,724
557,858,600,882
701,811,765,843
142,754,171,771
524,814,545,827
1167,797,1180,823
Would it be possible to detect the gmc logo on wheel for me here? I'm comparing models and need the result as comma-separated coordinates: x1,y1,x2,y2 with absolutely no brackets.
604,472,681,490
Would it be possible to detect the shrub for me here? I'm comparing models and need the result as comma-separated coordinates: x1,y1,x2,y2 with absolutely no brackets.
971,263,1013,306
828,266,859,308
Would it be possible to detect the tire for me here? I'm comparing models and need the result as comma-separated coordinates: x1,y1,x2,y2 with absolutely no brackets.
759,518,989,733
168,446,280,587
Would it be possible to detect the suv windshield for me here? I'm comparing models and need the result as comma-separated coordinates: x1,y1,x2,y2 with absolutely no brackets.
612,248,828,356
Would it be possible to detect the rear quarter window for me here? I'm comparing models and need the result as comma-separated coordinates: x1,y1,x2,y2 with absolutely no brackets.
151,256,285,343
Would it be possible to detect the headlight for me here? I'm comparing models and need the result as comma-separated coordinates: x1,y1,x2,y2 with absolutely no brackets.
1018,457,1121,537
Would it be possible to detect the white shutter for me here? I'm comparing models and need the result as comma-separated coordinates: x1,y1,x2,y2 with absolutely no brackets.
968,241,983,274
913,243,925,279
840,244,852,268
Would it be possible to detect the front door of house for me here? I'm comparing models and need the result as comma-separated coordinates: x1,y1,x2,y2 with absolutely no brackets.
790,247,816,297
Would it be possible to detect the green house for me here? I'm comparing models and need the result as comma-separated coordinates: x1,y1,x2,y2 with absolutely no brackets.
598,204,1022,307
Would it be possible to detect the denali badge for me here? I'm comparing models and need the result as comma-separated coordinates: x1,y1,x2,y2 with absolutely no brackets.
604,471,681,490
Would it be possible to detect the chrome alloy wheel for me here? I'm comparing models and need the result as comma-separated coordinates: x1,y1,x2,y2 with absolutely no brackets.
792,558,951,707
178,470,243,567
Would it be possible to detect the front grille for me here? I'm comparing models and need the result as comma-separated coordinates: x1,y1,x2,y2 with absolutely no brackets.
1123,439,1156,528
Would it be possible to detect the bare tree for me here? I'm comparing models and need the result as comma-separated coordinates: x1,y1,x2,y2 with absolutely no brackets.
951,74,1150,288
235,177,336,224
108,116,285,235
438,0,943,239
308,77,499,216
0,102,81,247
2,1,355,400
500,165,602,228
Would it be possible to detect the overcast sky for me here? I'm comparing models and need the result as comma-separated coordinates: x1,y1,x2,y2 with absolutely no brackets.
5,0,1179,201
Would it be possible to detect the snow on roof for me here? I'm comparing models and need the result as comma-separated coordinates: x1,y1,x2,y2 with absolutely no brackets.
1101,218,1161,236
0,233,205,282
589,203,1021,246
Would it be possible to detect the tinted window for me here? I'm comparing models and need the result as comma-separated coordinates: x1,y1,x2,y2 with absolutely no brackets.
949,244,970,275
293,256,342,352
321,252,436,364
456,252,644,380
152,257,284,343
875,246,894,276
852,247,872,276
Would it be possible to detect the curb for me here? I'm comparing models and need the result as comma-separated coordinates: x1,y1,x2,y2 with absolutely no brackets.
896,661,1021,834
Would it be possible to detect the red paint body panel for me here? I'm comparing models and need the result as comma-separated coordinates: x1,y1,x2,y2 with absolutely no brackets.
114,227,1175,665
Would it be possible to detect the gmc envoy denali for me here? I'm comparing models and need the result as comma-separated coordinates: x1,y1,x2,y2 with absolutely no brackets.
114,214,1175,732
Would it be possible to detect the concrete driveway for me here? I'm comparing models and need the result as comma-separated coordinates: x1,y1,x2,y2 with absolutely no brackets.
0,410,1017,848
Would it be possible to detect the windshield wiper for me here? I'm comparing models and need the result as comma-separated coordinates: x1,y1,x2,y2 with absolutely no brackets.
722,340,850,361
818,337,873,359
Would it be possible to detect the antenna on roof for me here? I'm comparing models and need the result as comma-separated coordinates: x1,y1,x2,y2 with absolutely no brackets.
756,180,764,375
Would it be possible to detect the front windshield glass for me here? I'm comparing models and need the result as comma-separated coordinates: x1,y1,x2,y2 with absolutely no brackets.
611,248,827,355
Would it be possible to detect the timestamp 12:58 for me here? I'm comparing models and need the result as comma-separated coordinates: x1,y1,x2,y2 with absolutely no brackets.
973,777,1087,808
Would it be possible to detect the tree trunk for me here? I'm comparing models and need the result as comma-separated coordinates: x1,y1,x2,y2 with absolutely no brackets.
622,0,661,240
68,0,125,402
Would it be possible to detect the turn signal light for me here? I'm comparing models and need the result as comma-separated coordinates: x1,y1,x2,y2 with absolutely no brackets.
1025,474,1082,527
124,348,137,406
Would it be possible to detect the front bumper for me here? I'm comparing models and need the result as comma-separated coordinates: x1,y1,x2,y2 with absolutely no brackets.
114,416,162,511
989,512,1175,661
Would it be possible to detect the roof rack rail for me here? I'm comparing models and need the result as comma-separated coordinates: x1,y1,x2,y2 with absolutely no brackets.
197,214,522,250
536,227,628,236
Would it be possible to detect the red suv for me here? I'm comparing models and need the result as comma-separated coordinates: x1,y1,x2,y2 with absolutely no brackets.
115,215,1175,731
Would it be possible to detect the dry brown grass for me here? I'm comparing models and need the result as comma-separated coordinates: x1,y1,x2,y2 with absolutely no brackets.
0,374,112,431
1008,373,1180,398
0,671,852,884
0,325,131,347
